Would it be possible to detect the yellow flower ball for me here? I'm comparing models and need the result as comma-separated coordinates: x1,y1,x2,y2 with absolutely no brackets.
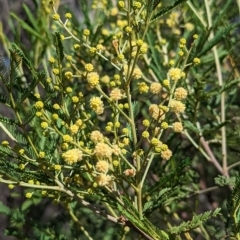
39,151,45,158
65,13,72,19
62,148,83,165
41,122,48,129
83,29,90,36
35,101,44,109
52,14,60,21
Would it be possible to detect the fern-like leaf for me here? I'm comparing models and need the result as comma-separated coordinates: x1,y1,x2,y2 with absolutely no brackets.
214,175,236,187
226,174,240,237
198,24,237,57
17,71,46,105
169,208,221,234
54,32,64,62
202,121,231,136
150,0,187,22
23,107,37,126
182,120,199,133
0,93,10,104
143,188,172,213
132,101,140,118
146,158,192,194
0,115,19,126
0,56,10,84
9,44,24,79
117,196,169,239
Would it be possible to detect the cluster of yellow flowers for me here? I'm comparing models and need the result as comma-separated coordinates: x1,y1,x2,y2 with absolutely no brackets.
87,72,100,87
110,88,124,101
90,97,104,114
150,82,162,94
149,104,165,121
90,130,104,143
168,67,183,81
174,87,188,100
95,174,112,186
170,100,186,114
40,1,203,193
62,149,83,165
94,142,112,159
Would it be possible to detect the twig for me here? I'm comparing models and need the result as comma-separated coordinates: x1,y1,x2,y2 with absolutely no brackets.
199,136,225,175
204,0,228,176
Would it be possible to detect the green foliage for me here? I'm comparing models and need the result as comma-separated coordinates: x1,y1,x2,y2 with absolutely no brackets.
143,158,194,215
214,175,236,187
198,24,238,58
117,196,170,239
0,201,11,215
132,101,141,119
146,31,165,80
226,174,240,238
149,0,188,22
169,208,221,234
54,32,64,63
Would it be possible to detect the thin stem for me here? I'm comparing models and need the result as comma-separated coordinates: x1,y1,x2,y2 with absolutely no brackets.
186,2,207,28
140,129,163,187
104,202,118,219
0,178,63,190
67,205,94,240
126,86,142,215
233,204,240,240
184,232,193,240
228,161,240,170
204,0,228,176
183,130,224,175
0,122,17,141
53,178,122,225
199,136,225,175
188,186,219,198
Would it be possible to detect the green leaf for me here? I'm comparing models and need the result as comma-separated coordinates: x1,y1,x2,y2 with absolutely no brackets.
0,201,11,215
169,208,221,234
198,24,237,57
54,32,64,63
21,199,33,212
226,174,240,235
22,4,39,31
23,108,37,126
0,144,14,156
10,12,45,40
143,188,172,213
147,158,192,195
148,0,162,13
227,135,240,147
202,120,231,135
132,101,140,118
117,197,169,239
150,0,188,22
17,72,46,106
0,93,10,104
183,120,199,133
81,1,92,27
214,175,236,187
0,56,9,84
146,31,165,80
0,115,19,126
206,78,240,98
